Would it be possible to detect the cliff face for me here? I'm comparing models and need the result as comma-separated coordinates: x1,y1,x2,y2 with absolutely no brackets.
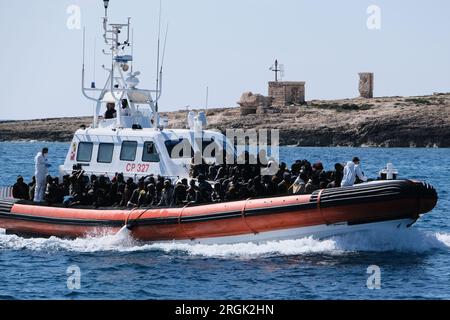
1,94,450,147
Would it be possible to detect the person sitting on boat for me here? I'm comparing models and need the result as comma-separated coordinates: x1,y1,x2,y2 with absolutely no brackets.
211,182,224,203
239,180,254,200
312,161,324,173
141,183,157,207
44,176,60,204
86,174,98,203
158,180,174,207
275,162,288,180
64,169,87,207
173,180,188,206
224,183,239,201
277,173,291,195
305,172,320,194
12,175,29,200
189,152,207,178
197,174,213,202
104,102,117,119
249,176,265,197
263,175,277,196
110,173,125,206
34,147,51,202
28,176,36,201
61,175,71,198
128,180,146,207
88,175,110,208
319,170,330,189
290,160,302,176
341,157,368,187
120,178,137,207
327,163,344,188
155,175,165,201
185,179,200,204
291,172,308,195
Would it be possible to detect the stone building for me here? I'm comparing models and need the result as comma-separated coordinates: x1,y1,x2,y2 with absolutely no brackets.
268,81,305,107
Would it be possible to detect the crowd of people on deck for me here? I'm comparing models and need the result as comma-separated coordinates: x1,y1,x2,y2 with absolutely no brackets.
12,148,369,208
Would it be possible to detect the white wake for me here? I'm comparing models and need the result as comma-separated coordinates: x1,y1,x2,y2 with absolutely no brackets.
0,227,449,258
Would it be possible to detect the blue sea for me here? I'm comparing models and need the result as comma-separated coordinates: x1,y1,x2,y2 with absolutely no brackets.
0,142,449,300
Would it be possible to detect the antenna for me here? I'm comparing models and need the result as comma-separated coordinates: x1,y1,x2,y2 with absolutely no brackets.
279,64,285,81
157,23,169,100
155,0,162,112
103,0,109,17
92,38,96,88
160,23,169,71
205,86,209,111
82,27,86,67
269,59,283,82
131,28,134,73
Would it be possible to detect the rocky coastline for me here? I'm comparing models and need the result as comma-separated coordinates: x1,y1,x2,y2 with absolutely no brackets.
1,94,449,147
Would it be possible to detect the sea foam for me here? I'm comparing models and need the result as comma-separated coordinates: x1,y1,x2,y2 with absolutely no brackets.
1,227,449,258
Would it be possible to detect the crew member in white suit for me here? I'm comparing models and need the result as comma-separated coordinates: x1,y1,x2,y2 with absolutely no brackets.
34,147,51,202
341,157,368,187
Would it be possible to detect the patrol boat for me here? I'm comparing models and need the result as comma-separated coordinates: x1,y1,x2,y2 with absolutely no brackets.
0,1,438,243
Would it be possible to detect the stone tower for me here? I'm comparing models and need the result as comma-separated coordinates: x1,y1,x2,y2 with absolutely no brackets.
358,73,374,98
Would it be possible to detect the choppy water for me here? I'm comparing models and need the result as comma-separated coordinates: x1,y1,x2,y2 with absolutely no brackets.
0,142,449,299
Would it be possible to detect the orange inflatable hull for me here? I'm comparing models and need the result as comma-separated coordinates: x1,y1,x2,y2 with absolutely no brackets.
0,180,438,242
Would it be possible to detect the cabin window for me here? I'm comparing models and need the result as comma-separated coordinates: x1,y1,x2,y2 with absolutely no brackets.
97,143,114,163
142,141,160,162
120,141,137,161
165,139,193,159
76,142,93,162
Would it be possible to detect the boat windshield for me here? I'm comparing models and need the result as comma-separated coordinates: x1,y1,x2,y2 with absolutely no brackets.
165,139,194,158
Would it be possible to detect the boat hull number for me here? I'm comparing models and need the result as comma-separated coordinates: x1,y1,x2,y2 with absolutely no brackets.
125,163,150,172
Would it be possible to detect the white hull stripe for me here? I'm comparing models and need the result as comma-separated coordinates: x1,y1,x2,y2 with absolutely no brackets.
182,218,416,245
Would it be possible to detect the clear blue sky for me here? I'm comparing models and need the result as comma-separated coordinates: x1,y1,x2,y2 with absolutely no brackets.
1,0,450,120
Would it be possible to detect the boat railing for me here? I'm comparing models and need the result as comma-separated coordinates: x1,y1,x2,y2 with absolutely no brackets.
0,186,13,200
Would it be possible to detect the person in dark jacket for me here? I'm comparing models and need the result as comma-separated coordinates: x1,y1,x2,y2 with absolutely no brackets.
158,180,174,207
142,183,158,207
28,176,36,201
197,174,212,203
13,176,29,200
173,181,188,206
128,180,146,207
104,102,117,119
120,178,136,207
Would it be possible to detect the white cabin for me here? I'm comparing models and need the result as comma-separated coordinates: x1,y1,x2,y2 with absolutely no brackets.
58,3,236,182
60,127,231,181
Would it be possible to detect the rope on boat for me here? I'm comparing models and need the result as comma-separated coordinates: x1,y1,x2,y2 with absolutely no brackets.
125,206,153,230
242,198,258,235
178,203,192,240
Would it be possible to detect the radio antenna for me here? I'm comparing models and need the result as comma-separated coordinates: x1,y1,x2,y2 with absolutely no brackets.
205,86,209,111
156,22,169,102
92,38,96,86
131,28,134,73
82,27,86,68
160,23,169,72
155,0,162,112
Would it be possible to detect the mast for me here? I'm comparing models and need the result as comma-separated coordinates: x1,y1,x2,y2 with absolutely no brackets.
81,0,162,130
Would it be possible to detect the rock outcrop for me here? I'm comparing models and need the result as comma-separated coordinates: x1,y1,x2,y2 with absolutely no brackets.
237,91,271,115
1,93,450,147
